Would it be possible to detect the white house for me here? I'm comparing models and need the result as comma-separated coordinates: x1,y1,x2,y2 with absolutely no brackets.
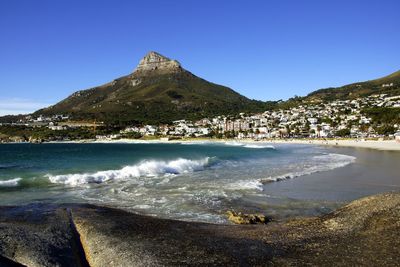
395,132,400,142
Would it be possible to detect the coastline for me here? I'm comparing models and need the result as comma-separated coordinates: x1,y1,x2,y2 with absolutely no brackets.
3,137,400,152
1,139,400,265
2,139,399,224
55,138,400,152
270,139,400,151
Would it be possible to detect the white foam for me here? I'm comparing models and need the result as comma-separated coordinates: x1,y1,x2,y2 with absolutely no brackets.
224,142,275,149
94,140,155,144
228,180,264,191
223,141,244,146
133,204,153,209
0,178,22,187
48,157,211,186
262,153,356,183
180,141,211,145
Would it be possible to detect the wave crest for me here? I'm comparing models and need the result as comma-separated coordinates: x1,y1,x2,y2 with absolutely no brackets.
224,142,275,149
48,157,212,186
261,153,356,183
0,178,22,187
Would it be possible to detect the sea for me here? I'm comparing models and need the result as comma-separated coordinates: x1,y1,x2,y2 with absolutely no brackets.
1,141,399,223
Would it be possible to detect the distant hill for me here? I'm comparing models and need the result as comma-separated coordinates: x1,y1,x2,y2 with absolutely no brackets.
35,52,269,124
306,70,400,102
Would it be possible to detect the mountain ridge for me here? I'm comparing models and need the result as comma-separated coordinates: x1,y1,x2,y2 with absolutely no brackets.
306,69,400,102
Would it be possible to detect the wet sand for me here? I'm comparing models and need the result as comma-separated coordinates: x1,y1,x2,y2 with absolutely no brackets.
263,146,400,203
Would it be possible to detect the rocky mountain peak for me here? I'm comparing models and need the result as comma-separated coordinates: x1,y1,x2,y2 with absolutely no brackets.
133,51,182,75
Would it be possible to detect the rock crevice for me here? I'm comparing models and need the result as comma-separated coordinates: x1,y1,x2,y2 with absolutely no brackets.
67,208,91,267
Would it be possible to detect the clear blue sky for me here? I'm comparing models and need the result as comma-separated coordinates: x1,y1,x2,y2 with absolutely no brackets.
0,0,399,115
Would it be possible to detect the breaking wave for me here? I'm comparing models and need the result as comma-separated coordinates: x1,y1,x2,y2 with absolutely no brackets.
48,157,212,186
0,178,22,187
224,142,275,149
261,153,356,183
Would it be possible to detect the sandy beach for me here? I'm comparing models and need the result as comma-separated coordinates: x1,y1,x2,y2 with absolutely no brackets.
269,139,400,151
86,138,400,152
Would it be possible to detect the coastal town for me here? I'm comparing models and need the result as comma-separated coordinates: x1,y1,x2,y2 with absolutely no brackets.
1,93,400,143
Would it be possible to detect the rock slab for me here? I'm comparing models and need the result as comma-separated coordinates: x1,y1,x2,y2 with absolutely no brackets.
1,193,400,266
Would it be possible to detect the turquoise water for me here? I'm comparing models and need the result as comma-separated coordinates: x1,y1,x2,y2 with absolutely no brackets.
0,142,363,223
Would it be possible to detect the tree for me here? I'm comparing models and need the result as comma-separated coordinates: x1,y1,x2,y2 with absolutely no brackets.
123,131,142,139
305,121,311,132
375,125,395,135
335,128,350,137
317,125,322,137
285,125,290,137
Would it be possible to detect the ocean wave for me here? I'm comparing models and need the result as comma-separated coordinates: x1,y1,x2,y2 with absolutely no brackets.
0,178,22,187
261,153,356,183
93,139,155,144
180,141,212,145
223,141,244,147
47,157,212,186
224,142,275,149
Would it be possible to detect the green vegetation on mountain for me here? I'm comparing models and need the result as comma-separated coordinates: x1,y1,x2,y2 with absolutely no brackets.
306,70,400,101
0,124,133,142
39,72,272,125
362,107,400,125
35,52,272,125
0,125,93,141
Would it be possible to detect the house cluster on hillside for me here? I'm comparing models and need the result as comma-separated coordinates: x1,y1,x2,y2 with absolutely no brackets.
118,94,400,139
2,94,399,142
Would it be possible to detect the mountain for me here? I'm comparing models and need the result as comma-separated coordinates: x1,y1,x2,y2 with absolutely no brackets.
306,70,400,102
36,52,268,124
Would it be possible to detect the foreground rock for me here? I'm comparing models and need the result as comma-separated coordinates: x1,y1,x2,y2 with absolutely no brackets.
226,210,271,224
0,204,88,267
0,193,400,266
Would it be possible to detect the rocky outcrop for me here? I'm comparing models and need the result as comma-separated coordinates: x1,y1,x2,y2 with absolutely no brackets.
0,204,88,267
226,210,271,224
1,193,400,266
132,51,182,76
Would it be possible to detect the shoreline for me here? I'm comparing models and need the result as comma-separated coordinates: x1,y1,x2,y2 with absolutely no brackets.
2,137,400,151
270,138,400,151
68,138,400,152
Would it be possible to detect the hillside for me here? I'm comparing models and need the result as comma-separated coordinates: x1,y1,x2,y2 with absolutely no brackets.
306,70,400,102
36,52,269,124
